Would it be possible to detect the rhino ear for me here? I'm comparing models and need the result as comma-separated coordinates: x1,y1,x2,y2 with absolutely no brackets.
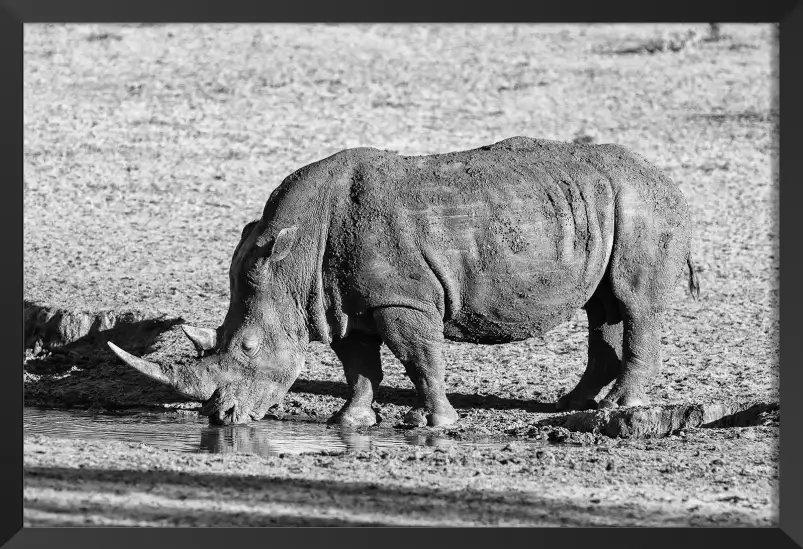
269,226,298,262
240,220,259,240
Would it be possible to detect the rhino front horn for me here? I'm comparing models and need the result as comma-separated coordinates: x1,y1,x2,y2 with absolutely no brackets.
107,341,214,401
107,341,176,386
182,325,218,356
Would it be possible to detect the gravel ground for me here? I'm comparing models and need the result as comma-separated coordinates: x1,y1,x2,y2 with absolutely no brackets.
23,23,778,526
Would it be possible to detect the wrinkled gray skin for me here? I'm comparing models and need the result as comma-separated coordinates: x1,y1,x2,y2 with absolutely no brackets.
110,137,700,427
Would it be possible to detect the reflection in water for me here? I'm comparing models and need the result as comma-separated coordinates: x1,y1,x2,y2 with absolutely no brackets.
196,421,381,456
24,407,513,459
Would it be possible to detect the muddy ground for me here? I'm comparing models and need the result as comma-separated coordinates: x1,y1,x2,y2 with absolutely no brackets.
23,24,778,526
24,427,778,526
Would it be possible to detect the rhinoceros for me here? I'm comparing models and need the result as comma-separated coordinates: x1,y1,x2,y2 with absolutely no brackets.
108,136,699,427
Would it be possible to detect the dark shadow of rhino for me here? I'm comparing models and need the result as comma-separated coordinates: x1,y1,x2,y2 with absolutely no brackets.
23,299,554,413
289,379,556,413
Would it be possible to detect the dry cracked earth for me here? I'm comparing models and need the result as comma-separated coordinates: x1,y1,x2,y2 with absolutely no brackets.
24,23,778,527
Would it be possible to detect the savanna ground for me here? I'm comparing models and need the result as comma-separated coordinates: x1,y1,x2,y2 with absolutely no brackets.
23,24,779,526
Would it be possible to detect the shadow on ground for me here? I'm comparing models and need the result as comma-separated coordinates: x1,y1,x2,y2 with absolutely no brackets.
23,299,556,414
290,378,556,413
23,465,756,527
24,302,191,408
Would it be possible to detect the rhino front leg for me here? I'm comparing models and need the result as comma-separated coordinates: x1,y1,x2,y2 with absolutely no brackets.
556,296,623,411
329,333,384,426
372,307,459,427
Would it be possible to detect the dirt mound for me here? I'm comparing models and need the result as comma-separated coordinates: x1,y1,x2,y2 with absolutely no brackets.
24,302,179,351
540,401,779,438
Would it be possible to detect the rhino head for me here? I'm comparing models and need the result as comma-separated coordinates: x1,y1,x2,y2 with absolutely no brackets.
108,219,315,425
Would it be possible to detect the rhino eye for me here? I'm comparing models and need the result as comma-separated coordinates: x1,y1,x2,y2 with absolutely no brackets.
241,337,260,357
256,234,274,249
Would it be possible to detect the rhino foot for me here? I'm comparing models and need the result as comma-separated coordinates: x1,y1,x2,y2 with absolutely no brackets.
329,403,378,427
555,394,598,412
403,407,459,428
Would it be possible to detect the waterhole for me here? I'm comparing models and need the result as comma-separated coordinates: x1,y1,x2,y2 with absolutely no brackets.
24,407,529,458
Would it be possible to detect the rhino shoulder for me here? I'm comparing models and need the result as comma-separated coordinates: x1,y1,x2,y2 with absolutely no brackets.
482,136,540,151
329,146,387,165
592,143,653,170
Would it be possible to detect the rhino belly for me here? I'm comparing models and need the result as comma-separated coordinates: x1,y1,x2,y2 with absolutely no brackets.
441,257,590,344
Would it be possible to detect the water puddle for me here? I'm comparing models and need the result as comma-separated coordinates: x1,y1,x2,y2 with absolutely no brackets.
24,407,528,458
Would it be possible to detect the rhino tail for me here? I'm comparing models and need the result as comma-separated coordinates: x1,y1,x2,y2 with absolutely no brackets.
686,254,701,300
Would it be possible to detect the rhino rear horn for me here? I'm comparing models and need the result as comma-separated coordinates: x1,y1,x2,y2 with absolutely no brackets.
182,325,218,356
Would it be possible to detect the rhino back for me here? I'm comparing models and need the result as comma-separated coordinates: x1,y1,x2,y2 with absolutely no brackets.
325,138,627,343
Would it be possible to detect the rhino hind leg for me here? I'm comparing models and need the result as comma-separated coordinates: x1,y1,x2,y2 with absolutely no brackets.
597,207,691,408
372,307,459,427
556,294,623,411
596,296,665,409
328,333,384,427
597,312,661,409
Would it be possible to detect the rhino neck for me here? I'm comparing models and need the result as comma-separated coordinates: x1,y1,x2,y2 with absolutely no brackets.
291,195,335,345
260,149,371,346
263,196,333,347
